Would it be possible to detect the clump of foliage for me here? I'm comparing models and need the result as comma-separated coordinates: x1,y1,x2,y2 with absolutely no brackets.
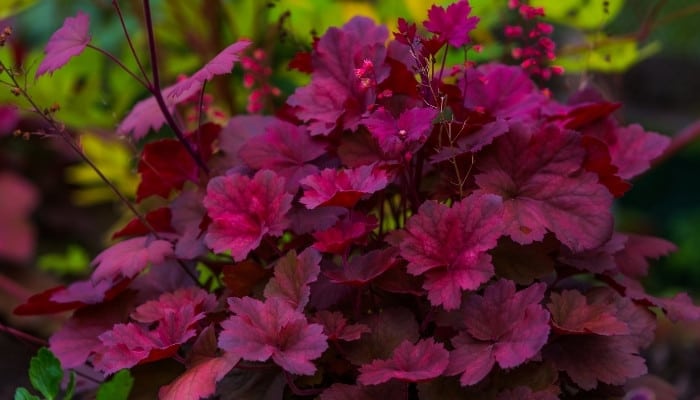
4,0,698,398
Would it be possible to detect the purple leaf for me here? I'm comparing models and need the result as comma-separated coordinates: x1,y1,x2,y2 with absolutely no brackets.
91,236,174,281
313,212,377,255
204,170,292,261
312,311,370,342
396,194,503,309
300,164,389,209
548,290,629,335
358,339,449,385
36,11,90,77
615,234,676,279
423,0,479,47
219,297,328,375
475,123,614,252
263,248,321,311
324,247,398,286
170,40,251,98
608,124,670,180
362,107,438,158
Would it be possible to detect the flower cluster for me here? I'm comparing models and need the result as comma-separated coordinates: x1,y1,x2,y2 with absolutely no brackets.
12,1,698,398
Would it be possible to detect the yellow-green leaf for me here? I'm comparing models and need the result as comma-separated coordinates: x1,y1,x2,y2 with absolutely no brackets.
0,0,38,18
531,0,625,30
557,34,660,73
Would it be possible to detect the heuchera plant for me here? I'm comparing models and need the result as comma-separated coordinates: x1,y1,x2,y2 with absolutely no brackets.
7,0,700,398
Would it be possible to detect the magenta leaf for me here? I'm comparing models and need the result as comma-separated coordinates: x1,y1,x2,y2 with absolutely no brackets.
312,311,370,342
548,290,629,335
447,280,550,386
324,247,398,286
615,234,676,279
543,335,647,390
608,124,670,180
362,106,438,158
313,212,377,255
263,248,322,311
396,194,504,309
170,40,251,97
203,170,292,261
239,120,325,192
0,172,38,263
36,11,90,77
287,17,389,135
300,164,389,209
219,297,328,375
423,1,479,47
91,236,173,281
131,287,216,323
475,123,613,251
358,339,449,385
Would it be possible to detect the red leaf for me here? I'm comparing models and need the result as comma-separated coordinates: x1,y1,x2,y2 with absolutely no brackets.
159,354,239,400
218,297,328,375
36,12,90,77
615,234,676,279
543,335,646,390
203,170,292,261
264,248,321,311
312,311,369,342
92,236,173,281
396,194,503,309
137,139,201,202
221,260,271,297
324,248,398,287
446,280,550,386
358,339,449,385
313,212,377,254
475,124,614,252
423,1,479,47
112,207,175,239
548,290,629,335
300,164,389,209
581,135,631,197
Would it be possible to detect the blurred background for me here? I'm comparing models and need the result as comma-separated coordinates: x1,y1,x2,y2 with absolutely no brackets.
0,0,699,398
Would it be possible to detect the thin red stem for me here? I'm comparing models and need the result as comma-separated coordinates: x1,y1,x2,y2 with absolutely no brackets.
654,119,700,166
86,44,149,89
111,0,152,86
0,323,48,347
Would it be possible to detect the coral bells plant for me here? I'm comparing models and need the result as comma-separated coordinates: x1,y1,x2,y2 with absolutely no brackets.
6,0,700,398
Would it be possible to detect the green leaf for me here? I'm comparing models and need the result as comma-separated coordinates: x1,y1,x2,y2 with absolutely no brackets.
63,372,75,400
0,0,38,18
37,245,90,276
197,262,223,292
13,388,40,400
531,0,625,30
557,35,660,73
28,348,63,400
96,370,134,400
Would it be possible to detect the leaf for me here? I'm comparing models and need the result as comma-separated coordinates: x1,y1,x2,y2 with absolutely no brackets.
159,355,238,400
530,0,625,30
136,139,199,202
312,311,370,342
543,335,646,390
423,0,479,47
608,124,670,180
239,119,325,192
203,170,293,261
219,297,328,375
28,348,63,400
116,83,194,139
548,290,629,335
491,237,556,285
112,208,174,239
313,212,378,255
475,123,614,252
396,194,503,309
92,236,173,281
324,247,398,286
170,40,251,97
300,164,390,209
222,260,272,297
96,370,134,400
264,248,322,310
446,280,550,386
362,106,438,158
358,339,449,385
13,388,40,400
557,36,659,73
615,234,676,279
345,307,419,365
36,11,90,77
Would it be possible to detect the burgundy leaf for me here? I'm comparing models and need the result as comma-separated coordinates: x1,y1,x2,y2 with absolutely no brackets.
312,311,370,342
91,236,173,281
218,115,276,167
112,207,175,239
170,40,251,97
608,124,670,180
345,307,419,365
358,339,449,385
475,123,613,251
447,280,550,386
221,260,271,298
362,106,438,158
548,290,629,335
204,170,292,261
300,164,389,209
324,247,398,286
396,194,503,309
423,0,479,47
287,17,389,135
543,335,647,390
36,11,90,77
136,139,199,201
491,237,556,285
557,233,626,274
313,212,377,254
263,248,321,311
239,119,325,191
615,234,676,279
219,297,328,375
